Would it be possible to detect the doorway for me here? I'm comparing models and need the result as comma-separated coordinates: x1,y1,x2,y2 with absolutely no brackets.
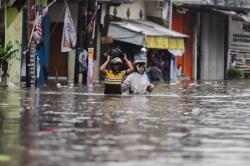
199,12,226,80
48,23,68,85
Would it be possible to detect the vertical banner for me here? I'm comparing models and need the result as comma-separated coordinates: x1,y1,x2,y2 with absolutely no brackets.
79,49,88,72
61,5,77,52
87,48,94,88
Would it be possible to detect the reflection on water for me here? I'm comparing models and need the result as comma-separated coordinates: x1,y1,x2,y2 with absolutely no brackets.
1,81,250,166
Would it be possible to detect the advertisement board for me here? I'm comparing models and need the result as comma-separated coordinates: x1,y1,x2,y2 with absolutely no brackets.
229,16,250,51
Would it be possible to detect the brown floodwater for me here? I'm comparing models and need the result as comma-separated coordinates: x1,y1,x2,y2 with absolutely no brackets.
1,80,250,166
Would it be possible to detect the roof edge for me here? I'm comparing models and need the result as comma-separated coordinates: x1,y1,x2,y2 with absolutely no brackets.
173,2,250,12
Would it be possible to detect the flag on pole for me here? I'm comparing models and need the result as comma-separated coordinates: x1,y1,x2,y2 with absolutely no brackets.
61,6,77,52
32,7,48,46
86,3,100,38
42,7,48,17
33,12,43,45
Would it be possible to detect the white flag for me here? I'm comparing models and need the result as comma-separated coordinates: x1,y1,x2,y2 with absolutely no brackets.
61,6,77,52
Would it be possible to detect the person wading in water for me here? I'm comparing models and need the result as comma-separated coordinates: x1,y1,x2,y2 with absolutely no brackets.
100,48,133,94
123,58,155,94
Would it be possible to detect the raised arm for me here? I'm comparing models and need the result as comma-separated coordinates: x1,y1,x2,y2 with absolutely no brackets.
100,55,111,74
123,53,134,75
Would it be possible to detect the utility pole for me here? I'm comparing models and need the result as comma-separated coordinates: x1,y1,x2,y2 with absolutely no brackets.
84,0,97,87
74,0,85,84
168,0,173,29
75,0,98,86
25,0,36,88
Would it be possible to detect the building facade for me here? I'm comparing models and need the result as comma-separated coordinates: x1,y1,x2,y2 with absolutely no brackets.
3,0,250,87
172,0,250,80
100,0,188,82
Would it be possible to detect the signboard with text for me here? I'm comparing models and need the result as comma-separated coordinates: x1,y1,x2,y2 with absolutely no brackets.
145,36,185,50
229,16,250,51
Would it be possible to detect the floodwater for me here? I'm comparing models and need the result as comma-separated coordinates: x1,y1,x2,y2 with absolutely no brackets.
1,80,250,166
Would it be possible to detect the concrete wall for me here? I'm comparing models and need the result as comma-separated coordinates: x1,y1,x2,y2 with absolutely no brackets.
145,1,169,19
49,3,78,23
200,12,225,80
5,7,23,84
105,1,170,20
109,1,146,20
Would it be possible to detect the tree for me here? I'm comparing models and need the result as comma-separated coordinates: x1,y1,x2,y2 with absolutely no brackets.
0,42,18,77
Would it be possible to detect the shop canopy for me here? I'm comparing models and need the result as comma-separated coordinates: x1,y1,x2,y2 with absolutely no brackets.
212,9,250,22
107,20,188,52
97,0,135,4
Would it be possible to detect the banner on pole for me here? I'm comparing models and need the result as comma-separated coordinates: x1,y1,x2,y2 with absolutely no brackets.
87,48,94,88
61,6,77,52
79,49,88,72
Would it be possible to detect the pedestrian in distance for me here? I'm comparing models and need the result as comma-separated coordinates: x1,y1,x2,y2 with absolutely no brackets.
100,48,134,94
123,59,155,94
177,64,182,77
229,54,237,69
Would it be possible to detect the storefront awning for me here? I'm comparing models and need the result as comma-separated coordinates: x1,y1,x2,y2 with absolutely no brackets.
213,9,250,22
107,20,188,50
97,0,135,4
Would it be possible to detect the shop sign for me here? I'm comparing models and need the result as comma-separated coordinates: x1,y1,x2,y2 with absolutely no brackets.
229,16,250,51
145,36,185,49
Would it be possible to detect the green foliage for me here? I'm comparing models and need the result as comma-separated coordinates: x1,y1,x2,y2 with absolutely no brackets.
0,42,18,63
227,68,244,79
0,154,11,162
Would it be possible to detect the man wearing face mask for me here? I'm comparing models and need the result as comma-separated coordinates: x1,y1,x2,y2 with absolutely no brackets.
100,48,134,94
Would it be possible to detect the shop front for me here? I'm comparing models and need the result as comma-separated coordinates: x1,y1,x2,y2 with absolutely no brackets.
107,19,188,81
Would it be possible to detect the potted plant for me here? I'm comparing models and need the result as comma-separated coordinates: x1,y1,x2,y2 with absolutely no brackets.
0,42,18,86
227,68,244,79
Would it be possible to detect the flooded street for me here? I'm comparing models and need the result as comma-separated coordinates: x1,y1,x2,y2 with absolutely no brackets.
1,80,250,166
